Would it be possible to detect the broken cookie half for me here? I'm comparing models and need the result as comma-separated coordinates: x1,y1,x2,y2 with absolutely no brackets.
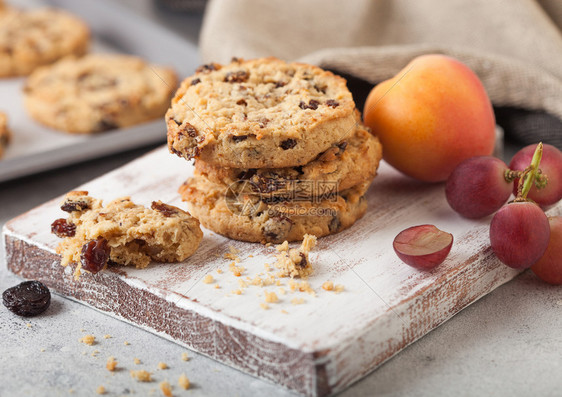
51,191,203,279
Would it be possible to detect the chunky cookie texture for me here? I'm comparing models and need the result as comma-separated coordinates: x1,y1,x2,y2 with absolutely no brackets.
179,177,368,243
194,122,382,199
52,191,203,278
275,234,317,278
0,7,89,77
0,111,11,159
24,54,177,133
167,57,357,168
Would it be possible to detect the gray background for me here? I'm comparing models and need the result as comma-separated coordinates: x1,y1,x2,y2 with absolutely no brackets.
1,1,561,396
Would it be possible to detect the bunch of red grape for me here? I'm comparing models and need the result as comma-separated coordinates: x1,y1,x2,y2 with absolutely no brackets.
446,143,562,284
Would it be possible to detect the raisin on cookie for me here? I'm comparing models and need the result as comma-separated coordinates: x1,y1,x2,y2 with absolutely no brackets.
0,111,11,159
0,7,89,77
24,54,177,133
167,57,357,168
179,177,368,243
194,122,382,199
52,191,203,279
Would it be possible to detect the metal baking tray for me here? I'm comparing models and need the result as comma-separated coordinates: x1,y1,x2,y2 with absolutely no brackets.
0,0,200,183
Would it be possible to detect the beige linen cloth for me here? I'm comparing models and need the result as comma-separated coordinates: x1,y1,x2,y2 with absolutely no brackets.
199,0,562,148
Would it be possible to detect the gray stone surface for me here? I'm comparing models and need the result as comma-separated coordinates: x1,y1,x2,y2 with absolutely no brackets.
1,1,561,396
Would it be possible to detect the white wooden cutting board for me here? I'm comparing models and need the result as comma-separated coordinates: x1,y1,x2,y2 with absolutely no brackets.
6,146,552,396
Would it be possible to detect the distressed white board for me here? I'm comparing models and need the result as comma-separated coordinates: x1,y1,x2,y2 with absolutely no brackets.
6,146,555,396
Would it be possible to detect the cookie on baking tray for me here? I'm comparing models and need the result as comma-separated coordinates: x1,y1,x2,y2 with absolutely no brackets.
166,57,357,168
179,176,369,243
0,6,89,77
51,191,203,278
24,54,177,133
0,111,11,158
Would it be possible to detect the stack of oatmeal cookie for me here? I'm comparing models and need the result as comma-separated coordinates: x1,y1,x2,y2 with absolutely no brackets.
167,57,382,243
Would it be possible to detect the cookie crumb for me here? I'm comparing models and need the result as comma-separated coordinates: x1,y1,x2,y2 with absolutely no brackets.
264,291,279,303
106,356,117,371
124,341,130,345
281,310,289,314
134,358,142,365
79,335,95,345
130,369,152,382
260,303,269,310
275,234,317,278
178,374,190,390
159,381,172,397
322,281,334,291
92,350,100,357
158,362,168,370
181,352,189,362
214,284,220,289
216,269,223,274
40,348,46,352
291,298,305,305
203,274,214,284
231,289,242,295
103,334,112,339
96,385,106,395
334,284,345,294
26,323,32,328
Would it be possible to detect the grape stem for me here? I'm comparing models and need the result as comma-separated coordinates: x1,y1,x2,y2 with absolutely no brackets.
515,142,543,201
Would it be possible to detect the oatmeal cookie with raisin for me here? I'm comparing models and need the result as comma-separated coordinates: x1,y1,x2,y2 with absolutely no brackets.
24,54,177,133
51,191,202,278
194,121,382,199
167,57,357,168
179,177,368,243
0,7,89,77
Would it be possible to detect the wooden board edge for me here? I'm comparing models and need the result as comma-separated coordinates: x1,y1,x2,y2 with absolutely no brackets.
325,247,521,393
3,233,333,397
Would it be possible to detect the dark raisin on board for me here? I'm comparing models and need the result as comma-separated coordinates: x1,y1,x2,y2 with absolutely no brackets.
280,139,297,150
81,237,111,274
190,78,201,86
151,201,178,217
236,99,247,106
51,218,76,238
3,281,51,317
296,253,308,268
326,99,340,108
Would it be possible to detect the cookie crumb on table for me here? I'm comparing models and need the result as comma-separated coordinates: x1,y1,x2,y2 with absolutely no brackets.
158,362,168,370
124,341,130,346
203,274,214,284
103,334,111,339
130,369,152,382
106,356,117,371
79,334,95,345
260,303,269,310
181,352,189,362
291,298,305,305
134,358,141,365
159,380,172,397
178,373,190,390
322,281,334,291
96,385,106,395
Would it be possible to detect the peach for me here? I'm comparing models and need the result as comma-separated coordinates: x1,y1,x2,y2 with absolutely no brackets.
363,54,496,182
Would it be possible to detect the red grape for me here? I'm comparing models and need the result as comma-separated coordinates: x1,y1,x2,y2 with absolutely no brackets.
393,224,453,270
509,144,562,207
531,216,562,285
445,156,512,219
489,202,550,269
